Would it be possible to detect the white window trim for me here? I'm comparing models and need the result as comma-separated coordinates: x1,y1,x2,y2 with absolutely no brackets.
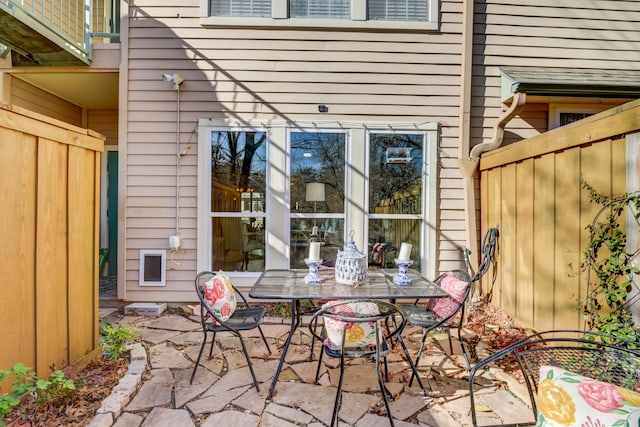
197,119,438,280
199,0,439,31
548,104,609,130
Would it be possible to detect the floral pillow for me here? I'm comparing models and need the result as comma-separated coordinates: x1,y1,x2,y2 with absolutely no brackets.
202,272,237,325
323,301,380,350
536,365,640,426
427,272,468,324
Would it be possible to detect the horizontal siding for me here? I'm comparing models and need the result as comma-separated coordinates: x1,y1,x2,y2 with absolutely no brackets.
123,0,468,299
11,77,82,127
87,110,118,145
470,0,640,150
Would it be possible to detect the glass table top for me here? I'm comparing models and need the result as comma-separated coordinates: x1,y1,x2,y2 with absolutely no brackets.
249,268,448,300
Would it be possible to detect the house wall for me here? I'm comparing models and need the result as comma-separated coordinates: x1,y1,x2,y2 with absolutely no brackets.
11,76,83,126
121,0,469,301
470,0,640,146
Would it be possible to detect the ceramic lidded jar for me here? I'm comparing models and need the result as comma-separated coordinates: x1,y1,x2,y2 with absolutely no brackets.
335,236,367,285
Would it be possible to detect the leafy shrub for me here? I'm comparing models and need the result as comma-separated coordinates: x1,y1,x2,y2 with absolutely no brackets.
99,321,136,360
0,363,76,425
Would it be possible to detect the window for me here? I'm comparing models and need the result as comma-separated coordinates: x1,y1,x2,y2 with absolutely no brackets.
197,120,438,278
211,0,271,16
368,0,427,21
368,132,426,270
290,0,350,19
289,131,346,268
208,130,267,272
203,0,438,30
548,104,609,130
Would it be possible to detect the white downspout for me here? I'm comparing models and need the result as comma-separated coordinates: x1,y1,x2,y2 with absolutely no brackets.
458,0,476,266
458,91,527,270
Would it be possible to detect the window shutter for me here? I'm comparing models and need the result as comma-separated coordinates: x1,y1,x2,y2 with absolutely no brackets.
368,0,427,21
211,0,272,17
289,0,350,19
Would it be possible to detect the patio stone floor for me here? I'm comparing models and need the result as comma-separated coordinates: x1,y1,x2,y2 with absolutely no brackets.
92,307,533,427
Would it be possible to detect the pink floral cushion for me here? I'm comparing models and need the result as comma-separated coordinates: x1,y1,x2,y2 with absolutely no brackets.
323,301,380,350
202,272,237,324
536,365,640,426
427,272,468,324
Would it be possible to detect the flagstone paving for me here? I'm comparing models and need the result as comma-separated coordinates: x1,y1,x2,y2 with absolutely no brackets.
91,308,532,426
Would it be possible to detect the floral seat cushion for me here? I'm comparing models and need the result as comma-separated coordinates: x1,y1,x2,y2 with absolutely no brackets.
202,271,237,324
323,301,380,350
536,365,640,426
427,271,468,324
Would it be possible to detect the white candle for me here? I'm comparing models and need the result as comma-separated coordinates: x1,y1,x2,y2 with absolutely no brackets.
309,242,321,261
312,226,318,235
398,242,412,261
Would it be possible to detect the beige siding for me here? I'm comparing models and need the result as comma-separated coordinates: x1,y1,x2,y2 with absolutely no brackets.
11,77,82,127
471,0,640,148
122,0,468,301
87,110,118,146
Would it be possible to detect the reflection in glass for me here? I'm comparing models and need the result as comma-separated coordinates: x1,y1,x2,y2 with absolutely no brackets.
210,131,267,213
210,130,267,272
290,131,346,269
368,132,425,271
290,218,344,269
290,132,345,215
368,218,421,270
369,133,423,215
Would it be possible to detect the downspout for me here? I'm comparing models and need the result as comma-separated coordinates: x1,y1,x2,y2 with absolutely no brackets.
458,91,527,271
458,0,475,266
460,91,527,174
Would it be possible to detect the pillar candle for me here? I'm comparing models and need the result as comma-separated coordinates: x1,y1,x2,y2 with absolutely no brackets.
398,242,412,261
309,242,321,261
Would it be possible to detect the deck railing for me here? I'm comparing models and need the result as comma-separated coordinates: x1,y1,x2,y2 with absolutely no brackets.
0,0,119,62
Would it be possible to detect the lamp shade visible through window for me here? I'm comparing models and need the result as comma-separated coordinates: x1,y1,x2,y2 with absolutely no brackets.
306,183,325,202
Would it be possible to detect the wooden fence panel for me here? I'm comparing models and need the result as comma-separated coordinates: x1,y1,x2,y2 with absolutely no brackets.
0,105,103,392
0,128,37,374
479,99,638,332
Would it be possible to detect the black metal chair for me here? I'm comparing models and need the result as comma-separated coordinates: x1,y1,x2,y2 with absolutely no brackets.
399,269,473,387
308,299,424,427
190,271,271,391
468,329,640,426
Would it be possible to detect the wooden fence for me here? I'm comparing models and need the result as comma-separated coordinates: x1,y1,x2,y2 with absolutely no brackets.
0,104,104,391
478,98,640,332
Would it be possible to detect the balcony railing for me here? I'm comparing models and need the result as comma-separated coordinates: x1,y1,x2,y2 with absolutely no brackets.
0,0,119,65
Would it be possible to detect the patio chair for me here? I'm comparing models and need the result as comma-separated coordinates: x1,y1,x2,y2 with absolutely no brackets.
468,329,640,426
308,299,424,427
190,271,271,391
399,269,473,388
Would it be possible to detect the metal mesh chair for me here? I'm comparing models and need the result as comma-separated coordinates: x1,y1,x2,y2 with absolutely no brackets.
399,269,473,388
190,271,271,391
468,329,640,426
308,299,424,427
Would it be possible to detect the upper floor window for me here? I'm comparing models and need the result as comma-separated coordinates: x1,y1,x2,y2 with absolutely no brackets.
211,0,271,17
289,0,350,19
204,0,438,30
368,0,427,21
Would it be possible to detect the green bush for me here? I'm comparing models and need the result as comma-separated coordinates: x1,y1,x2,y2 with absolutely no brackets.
0,363,76,425
99,321,136,360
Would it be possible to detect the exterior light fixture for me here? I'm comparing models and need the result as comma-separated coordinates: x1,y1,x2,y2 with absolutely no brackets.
162,73,184,89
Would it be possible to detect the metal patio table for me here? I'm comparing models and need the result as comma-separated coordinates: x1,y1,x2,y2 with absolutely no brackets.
249,268,449,399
